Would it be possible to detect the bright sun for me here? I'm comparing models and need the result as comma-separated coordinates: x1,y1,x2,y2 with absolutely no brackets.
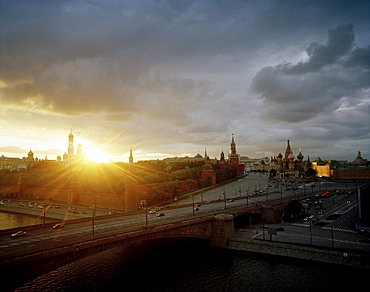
86,149,111,163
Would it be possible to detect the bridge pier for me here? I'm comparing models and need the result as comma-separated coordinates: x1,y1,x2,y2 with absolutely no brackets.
211,214,235,248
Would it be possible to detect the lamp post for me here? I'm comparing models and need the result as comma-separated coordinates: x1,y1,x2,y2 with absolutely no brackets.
42,199,50,226
143,192,148,226
92,196,99,240
192,194,194,216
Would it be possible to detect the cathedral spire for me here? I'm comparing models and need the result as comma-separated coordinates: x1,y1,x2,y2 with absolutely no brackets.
284,139,293,159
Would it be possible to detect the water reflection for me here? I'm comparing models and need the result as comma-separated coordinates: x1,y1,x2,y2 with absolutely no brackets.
13,239,367,292
0,211,54,230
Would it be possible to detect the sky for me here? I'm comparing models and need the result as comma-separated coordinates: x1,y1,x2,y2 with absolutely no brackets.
0,0,369,163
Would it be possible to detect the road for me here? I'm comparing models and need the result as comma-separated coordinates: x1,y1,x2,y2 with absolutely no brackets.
244,189,370,252
0,176,368,262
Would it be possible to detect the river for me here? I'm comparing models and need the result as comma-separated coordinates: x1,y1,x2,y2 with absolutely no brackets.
0,211,54,230
2,212,366,292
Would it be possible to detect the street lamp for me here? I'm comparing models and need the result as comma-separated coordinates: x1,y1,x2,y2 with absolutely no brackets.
43,200,48,226
143,192,148,226
192,194,195,216
92,196,99,240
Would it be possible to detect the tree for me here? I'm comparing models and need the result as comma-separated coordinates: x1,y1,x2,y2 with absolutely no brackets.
306,168,316,177
284,200,302,222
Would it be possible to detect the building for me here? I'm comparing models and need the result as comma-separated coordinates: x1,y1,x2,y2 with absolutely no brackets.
201,158,217,186
218,134,245,174
276,140,307,178
62,130,87,166
0,155,21,171
129,147,134,163
311,150,370,181
0,150,43,171
311,157,331,178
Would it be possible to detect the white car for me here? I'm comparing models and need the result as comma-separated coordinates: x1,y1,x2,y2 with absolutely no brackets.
11,231,26,238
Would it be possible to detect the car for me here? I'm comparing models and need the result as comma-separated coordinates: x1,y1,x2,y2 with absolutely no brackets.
38,205,44,209
194,207,199,211
53,223,64,229
238,179,243,182
149,210,156,214
157,213,165,217
19,203,25,206
11,231,26,238
260,225,269,228
54,206,60,209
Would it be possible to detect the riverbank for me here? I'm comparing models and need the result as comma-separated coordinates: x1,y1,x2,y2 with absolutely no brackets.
228,230,370,269
0,200,110,221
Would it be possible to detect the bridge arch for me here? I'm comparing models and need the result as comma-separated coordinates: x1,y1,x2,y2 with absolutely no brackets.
233,213,261,228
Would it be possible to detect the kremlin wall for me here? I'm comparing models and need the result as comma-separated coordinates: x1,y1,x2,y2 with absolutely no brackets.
0,132,369,212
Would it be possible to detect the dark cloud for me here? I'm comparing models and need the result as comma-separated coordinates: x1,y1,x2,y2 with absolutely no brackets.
251,23,370,123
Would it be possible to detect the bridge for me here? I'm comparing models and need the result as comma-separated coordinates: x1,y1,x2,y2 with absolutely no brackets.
1,181,369,289
0,212,237,283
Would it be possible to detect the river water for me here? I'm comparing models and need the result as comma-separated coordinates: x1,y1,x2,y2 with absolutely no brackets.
2,212,366,292
0,211,54,230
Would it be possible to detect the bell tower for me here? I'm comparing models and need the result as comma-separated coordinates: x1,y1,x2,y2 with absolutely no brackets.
129,147,134,163
68,130,74,156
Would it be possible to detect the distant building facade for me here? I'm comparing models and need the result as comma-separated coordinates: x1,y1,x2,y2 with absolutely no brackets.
311,150,370,181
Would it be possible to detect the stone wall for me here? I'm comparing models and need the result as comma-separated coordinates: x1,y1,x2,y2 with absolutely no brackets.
228,237,370,269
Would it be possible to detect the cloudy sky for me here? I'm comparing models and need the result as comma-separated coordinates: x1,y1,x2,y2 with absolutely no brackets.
1,0,369,163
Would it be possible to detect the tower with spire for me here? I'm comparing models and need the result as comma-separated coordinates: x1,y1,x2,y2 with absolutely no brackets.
68,130,74,156
62,130,86,166
129,147,133,163
228,134,240,167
